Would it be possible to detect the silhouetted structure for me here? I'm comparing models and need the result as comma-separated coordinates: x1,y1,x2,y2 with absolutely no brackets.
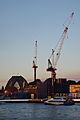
2,74,80,99
43,78,69,98
28,79,43,99
5,76,29,98
5,76,28,90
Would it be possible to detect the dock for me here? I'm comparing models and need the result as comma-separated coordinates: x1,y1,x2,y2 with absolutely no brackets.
0,99,44,103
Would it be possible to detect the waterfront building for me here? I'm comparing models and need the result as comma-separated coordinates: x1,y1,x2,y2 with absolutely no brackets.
27,79,44,99
3,75,80,99
4,76,44,99
69,84,80,98
43,78,69,98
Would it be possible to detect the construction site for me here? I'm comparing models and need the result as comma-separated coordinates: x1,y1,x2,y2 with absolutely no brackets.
1,12,80,101
32,12,74,98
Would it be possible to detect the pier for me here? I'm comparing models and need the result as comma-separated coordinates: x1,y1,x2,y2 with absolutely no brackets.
0,99,45,103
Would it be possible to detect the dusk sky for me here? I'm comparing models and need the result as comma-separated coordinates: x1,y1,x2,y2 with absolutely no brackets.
0,0,80,88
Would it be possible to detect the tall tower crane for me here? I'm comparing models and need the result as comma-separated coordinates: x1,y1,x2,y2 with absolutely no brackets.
32,41,38,81
47,12,74,97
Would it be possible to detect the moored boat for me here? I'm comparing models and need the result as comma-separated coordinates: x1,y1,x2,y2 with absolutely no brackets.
44,96,75,105
44,96,66,105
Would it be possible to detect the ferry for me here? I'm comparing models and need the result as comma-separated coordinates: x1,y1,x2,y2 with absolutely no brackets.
44,96,75,105
44,96,66,105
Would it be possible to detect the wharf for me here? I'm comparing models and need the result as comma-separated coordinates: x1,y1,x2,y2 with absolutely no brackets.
0,99,45,103
28,99,44,103
0,98,80,103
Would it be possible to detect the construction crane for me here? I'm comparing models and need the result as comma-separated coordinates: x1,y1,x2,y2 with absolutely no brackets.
47,12,74,97
32,41,38,81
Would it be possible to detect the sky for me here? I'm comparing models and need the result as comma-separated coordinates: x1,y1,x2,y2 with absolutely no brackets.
0,0,80,88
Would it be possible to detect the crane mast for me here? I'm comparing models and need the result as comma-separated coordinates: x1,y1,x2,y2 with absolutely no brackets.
47,12,74,97
32,41,38,81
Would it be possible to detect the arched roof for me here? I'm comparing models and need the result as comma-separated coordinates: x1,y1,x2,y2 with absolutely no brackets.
5,76,28,90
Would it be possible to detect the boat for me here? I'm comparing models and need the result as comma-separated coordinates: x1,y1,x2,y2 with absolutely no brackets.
44,96,66,105
44,96,75,105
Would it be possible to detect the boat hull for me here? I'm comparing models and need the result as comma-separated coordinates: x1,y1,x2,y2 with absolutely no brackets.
44,97,65,105
44,101,64,105
64,102,75,105
44,97,75,105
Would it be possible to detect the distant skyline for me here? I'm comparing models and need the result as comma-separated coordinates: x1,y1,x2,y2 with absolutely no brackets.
0,0,80,88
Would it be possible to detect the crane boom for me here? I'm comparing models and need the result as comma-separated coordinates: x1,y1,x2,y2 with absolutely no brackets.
48,12,74,70
54,12,74,67
47,12,74,97
54,27,68,67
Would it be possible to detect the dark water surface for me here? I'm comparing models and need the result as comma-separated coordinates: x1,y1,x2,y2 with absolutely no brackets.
0,103,80,120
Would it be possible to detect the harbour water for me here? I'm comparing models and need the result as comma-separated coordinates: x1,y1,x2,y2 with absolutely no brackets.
0,103,80,120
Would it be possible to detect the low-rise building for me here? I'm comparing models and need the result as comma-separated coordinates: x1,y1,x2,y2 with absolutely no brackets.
69,84,80,98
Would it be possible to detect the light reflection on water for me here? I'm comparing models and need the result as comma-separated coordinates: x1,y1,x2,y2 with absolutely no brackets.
0,103,80,120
